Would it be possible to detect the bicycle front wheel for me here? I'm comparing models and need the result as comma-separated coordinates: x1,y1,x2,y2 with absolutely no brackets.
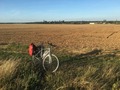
42,54,59,72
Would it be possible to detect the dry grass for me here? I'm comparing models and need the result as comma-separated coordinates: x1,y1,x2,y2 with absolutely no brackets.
0,59,20,90
0,59,20,79
0,46,120,89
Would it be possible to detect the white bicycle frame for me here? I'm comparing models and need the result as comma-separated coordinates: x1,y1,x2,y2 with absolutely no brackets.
32,47,52,62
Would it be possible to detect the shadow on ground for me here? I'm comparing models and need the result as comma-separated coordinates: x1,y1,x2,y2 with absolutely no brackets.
58,49,120,90
60,49,118,66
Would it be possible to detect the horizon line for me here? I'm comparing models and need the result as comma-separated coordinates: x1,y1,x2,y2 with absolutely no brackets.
0,20,119,23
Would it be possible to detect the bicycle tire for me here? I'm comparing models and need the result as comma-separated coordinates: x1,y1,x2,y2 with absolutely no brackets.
42,54,59,72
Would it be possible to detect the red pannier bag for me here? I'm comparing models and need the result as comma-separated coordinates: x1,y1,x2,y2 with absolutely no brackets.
28,43,36,56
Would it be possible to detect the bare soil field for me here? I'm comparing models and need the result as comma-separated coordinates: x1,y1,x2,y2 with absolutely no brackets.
0,24,120,53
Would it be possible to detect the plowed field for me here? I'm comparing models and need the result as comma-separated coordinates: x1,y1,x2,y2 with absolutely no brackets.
0,24,120,53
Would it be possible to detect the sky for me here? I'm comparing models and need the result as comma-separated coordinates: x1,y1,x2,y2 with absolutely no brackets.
0,0,120,22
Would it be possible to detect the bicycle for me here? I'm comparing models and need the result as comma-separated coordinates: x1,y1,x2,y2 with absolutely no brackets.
29,43,59,73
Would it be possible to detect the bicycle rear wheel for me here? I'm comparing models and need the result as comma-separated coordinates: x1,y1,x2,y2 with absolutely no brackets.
42,54,59,72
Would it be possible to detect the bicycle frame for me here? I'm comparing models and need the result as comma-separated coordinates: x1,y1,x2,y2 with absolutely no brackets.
32,47,51,61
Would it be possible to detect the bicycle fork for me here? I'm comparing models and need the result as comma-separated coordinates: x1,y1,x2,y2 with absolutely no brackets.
42,48,52,63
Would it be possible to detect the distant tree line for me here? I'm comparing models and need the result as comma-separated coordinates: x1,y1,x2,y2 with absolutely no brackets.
1,20,120,24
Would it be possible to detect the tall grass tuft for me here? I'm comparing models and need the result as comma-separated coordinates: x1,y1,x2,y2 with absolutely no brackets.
0,59,20,79
0,59,20,89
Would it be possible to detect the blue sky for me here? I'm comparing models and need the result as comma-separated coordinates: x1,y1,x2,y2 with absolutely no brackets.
0,0,120,22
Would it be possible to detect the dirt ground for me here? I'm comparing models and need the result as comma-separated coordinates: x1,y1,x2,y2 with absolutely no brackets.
0,24,120,53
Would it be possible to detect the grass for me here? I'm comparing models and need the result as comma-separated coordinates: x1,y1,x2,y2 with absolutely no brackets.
0,43,30,60
0,43,120,90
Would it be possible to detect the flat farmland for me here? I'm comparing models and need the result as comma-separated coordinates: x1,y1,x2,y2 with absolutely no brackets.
0,24,120,90
0,24,120,53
